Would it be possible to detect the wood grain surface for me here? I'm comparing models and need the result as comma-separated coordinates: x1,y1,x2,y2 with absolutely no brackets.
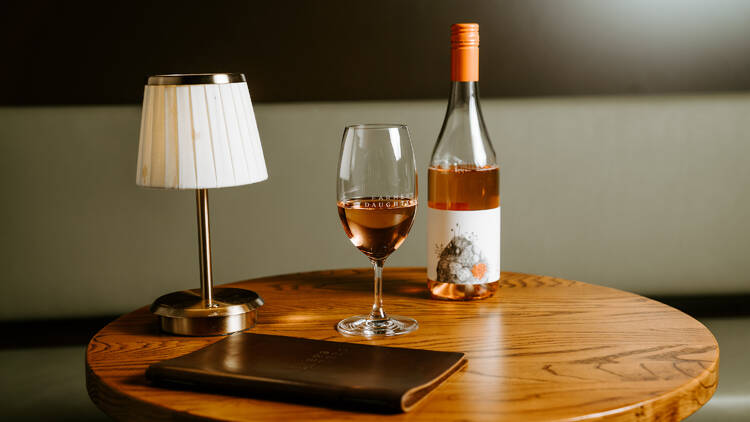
86,268,719,421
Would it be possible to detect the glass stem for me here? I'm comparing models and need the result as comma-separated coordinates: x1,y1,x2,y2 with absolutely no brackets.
368,259,388,323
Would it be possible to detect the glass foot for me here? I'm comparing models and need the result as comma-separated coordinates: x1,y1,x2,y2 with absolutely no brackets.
337,315,418,337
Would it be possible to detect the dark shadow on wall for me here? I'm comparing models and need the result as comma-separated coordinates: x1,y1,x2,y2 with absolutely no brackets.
3,0,750,105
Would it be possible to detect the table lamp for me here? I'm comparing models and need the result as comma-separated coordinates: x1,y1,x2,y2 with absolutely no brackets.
136,73,267,336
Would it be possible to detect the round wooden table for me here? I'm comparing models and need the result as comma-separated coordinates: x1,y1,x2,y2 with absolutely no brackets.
86,268,719,421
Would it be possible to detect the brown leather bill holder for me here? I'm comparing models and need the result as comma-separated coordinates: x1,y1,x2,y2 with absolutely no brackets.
146,333,467,412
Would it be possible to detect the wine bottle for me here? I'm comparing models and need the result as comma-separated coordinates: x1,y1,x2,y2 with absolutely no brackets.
427,23,500,300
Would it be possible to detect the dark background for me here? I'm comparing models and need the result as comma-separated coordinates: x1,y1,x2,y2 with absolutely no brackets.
3,0,750,105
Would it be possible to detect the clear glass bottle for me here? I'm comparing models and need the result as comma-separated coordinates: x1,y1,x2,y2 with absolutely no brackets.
427,23,500,300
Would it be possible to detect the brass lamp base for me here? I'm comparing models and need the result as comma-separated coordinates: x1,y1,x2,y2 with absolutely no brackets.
150,287,264,336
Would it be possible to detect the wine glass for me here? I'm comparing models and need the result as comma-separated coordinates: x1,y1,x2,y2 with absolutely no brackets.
336,124,419,336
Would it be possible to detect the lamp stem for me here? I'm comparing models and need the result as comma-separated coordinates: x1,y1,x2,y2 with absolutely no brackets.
196,188,214,306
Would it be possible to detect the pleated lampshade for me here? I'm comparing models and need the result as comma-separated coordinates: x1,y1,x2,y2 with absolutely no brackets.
136,73,268,189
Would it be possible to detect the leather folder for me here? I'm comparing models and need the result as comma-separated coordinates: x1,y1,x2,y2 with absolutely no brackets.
146,333,466,412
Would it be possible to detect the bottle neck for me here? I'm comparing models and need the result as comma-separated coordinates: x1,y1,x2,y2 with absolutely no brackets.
447,81,480,111
432,79,495,168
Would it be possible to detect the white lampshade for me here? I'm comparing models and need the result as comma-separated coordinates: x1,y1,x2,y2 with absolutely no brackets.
136,73,268,189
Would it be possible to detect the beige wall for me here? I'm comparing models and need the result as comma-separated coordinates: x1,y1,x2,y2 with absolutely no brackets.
2,94,749,320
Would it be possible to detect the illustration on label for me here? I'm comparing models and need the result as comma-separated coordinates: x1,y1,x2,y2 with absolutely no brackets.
427,207,500,284
436,229,490,284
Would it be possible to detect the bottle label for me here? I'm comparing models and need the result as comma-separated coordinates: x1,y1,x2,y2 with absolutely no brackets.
427,207,500,285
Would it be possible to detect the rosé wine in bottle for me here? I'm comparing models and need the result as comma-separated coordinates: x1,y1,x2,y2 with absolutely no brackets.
427,23,500,300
